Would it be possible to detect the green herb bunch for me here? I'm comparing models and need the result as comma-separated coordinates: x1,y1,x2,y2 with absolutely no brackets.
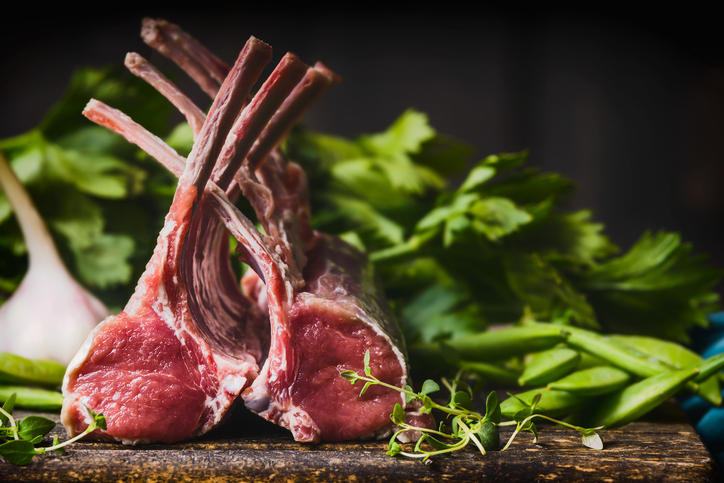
286,111,722,345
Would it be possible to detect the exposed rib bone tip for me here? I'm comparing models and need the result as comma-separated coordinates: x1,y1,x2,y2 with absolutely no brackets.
314,61,342,85
124,52,142,65
248,36,272,52
141,18,161,42
82,98,100,113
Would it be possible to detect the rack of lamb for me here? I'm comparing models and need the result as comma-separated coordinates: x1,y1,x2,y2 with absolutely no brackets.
61,18,433,444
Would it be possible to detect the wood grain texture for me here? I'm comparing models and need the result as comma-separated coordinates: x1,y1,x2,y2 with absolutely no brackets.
2,402,722,482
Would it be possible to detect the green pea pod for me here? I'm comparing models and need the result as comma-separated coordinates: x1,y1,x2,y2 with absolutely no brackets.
575,351,611,371
585,367,699,429
459,361,520,386
693,352,724,383
562,327,672,376
609,335,699,367
609,335,721,406
0,386,64,411
549,366,632,396
0,353,66,388
518,347,580,387
415,325,569,363
560,325,700,395
500,388,590,420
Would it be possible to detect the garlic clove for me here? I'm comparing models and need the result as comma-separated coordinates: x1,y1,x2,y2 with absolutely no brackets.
0,150,109,365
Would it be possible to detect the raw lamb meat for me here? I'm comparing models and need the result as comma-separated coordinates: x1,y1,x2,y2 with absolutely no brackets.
63,18,433,445
138,19,434,443
61,36,308,444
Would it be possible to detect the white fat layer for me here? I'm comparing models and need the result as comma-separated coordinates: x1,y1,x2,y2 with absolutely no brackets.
154,282,173,325
221,374,248,395
243,369,271,412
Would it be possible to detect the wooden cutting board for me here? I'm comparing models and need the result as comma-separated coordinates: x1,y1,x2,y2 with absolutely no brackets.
2,402,721,482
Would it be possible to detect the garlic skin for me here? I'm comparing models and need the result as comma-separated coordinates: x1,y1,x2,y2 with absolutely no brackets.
0,151,109,365
0,262,109,364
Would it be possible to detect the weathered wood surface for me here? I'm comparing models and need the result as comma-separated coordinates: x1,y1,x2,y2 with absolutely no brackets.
2,402,722,482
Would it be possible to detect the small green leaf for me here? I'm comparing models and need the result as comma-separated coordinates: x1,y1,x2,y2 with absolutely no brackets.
449,378,473,397
93,412,107,432
421,395,434,413
451,417,460,438
391,403,407,426
526,421,538,442
363,350,371,377
17,415,55,442
513,407,534,423
452,391,473,411
485,392,501,424
339,370,360,384
424,434,460,451
403,385,416,403
458,164,496,192
386,441,402,456
359,381,372,397
467,196,533,241
52,435,67,455
24,435,43,445
85,406,107,431
420,379,440,396
530,393,542,411
0,439,38,466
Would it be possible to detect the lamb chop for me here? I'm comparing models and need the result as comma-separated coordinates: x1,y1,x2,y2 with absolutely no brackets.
66,18,433,444
61,36,309,444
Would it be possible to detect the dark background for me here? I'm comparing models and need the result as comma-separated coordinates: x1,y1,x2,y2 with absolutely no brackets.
3,7,724,273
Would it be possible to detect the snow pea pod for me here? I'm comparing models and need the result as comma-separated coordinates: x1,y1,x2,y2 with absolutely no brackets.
549,366,632,396
575,351,611,371
609,335,701,368
423,324,569,362
560,325,701,396
562,327,673,377
693,352,724,383
0,385,64,411
585,367,699,429
459,361,520,386
518,347,580,387
500,388,590,420
609,334,721,406
0,352,66,388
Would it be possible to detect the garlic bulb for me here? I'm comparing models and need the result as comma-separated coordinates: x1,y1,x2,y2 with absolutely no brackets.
0,151,109,365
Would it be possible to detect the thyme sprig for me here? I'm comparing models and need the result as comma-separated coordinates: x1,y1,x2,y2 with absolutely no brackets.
340,350,603,463
0,393,106,466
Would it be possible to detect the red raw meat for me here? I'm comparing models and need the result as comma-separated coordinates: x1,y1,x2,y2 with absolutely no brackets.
61,35,307,444
63,18,433,445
